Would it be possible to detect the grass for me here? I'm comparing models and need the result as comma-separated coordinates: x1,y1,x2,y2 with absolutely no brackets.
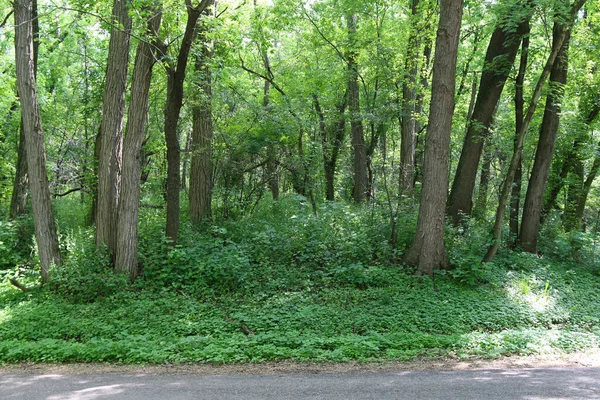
1,196,600,364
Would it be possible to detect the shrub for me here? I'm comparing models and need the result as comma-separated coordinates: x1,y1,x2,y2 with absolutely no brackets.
49,230,128,303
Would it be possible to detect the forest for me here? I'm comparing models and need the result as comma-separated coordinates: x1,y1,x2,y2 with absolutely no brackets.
1,0,600,363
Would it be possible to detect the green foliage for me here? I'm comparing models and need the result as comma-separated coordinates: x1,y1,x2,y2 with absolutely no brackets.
0,216,34,271
139,224,250,295
48,230,128,303
3,201,600,364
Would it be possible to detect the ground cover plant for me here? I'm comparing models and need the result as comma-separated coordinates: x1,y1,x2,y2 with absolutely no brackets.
1,197,600,364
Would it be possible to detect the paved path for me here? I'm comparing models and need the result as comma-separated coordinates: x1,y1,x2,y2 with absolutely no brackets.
2,368,600,399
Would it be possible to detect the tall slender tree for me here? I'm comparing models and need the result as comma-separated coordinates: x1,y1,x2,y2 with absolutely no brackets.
115,6,163,280
14,0,62,281
189,3,215,226
403,0,464,277
162,0,211,243
10,0,39,219
520,22,570,253
347,13,367,203
96,0,132,253
447,0,533,224
483,0,586,263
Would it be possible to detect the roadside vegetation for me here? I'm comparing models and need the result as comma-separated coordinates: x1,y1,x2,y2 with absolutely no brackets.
1,196,600,364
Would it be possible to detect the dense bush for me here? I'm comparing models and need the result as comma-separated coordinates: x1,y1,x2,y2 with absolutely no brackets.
48,229,128,303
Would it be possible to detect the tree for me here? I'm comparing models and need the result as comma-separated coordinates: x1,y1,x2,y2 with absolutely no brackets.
95,0,132,253
162,0,211,244
115,6,163,281
399,0,424,196
347,13,367,204
446,0,532,224
14,0,62,281
403,0,464,277
509,21,530,247
483,0,586,263
519,22,570,253
189,4,215,226
10,0,39,219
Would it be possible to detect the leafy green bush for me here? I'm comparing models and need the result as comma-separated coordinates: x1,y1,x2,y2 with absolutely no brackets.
49,231,128,303
0,216,34,270
139,225,250,295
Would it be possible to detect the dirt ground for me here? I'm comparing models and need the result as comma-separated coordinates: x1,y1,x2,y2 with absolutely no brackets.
2,352,600,375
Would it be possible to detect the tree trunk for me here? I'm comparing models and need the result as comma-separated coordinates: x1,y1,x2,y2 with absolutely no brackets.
163,0,209,243
483,0,585,263
413,40,432,186
14,0,62,281
473,138,492,219
543,103,599,216
315,94,346,202
347,13,367,203
115,7,162,281
447,5,532,224
10,0,39,219
509,26,530,247
10,126,29,218
399,0,419,196
96,0,132,254
403,0,463,277
189,7,214,226
520,24,570,253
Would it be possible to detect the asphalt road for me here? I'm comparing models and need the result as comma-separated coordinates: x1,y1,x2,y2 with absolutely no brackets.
2,368,600,399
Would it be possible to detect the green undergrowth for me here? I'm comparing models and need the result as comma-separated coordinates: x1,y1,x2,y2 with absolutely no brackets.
1,197,600,363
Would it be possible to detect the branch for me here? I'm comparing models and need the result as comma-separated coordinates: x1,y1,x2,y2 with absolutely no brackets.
239,55,287,97
302,8,346,63
52,187,82,198
9,278,31,292
1,10,13,28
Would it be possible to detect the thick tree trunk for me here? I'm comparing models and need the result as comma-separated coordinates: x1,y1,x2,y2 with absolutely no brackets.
347,14,367,203
115,8,162,281
447,6,531,224
520,24,570,253
96,0,131,254
189,11,214,226
483,0,585,263
10,0,39,219
403,0,463,277
14,0,62,281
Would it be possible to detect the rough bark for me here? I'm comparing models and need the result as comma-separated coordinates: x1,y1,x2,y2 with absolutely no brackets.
115,7,162,281
14,0,62,281
96,0,132,254
403,0,463,277
509,27,530,247
520,24,570,253
447,4,532,224
10,0,38,219
347,14,367,203
10,126,29,218
483,0,585,263
189,8,214,226
162,0,211,243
